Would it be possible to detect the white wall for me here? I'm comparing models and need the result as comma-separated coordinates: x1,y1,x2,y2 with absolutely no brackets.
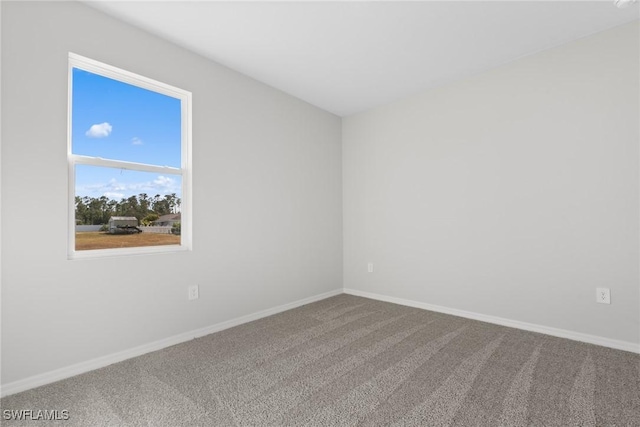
343,22,639,345
1,1,342,386
2,1,638,394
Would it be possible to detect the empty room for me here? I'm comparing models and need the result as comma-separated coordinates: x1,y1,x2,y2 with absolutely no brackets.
1,0,639,425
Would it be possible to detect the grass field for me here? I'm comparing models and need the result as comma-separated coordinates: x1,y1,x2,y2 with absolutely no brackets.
76,232,180,251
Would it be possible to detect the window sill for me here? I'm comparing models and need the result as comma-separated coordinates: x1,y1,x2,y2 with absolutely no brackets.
68,244,190,260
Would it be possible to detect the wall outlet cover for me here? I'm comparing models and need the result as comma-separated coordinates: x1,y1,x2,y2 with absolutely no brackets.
596,287,610,304
188,285,199,301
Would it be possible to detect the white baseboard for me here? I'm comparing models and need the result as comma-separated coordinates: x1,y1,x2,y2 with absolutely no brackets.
3,286,636,397
0,288,343,398
344,288,640,354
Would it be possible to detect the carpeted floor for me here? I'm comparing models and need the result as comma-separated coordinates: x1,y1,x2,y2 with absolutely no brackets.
1,294,639,426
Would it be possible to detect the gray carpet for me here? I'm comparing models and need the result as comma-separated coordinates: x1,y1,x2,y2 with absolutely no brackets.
1,294,639,426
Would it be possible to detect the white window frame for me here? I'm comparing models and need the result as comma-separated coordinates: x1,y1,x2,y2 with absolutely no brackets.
68,53,192,259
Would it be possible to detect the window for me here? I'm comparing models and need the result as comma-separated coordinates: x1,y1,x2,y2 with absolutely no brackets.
68,53,191,259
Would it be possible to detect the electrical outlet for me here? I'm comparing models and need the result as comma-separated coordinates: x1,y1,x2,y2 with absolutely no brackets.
367,262,374,273
188,285,199,301
596,287,610,304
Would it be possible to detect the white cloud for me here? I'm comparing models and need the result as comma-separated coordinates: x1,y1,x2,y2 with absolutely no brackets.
131,137,143,145
103,192,124,200
156,177,180,194
153,176,175,188
85,122,113,138
77,175,180,200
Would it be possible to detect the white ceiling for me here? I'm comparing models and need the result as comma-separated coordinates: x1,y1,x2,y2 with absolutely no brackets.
86,1,639,117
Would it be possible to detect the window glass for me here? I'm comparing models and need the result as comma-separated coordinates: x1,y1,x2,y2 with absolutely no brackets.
69,54,190,258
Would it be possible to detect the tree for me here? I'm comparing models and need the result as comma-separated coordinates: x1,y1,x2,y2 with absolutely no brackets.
74,193,181,225
75,196,87,225
139,193,150,214
171,221,181,235
141,213,159,226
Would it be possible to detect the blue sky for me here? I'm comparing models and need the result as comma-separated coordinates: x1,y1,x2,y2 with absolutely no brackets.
72,68,182,200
